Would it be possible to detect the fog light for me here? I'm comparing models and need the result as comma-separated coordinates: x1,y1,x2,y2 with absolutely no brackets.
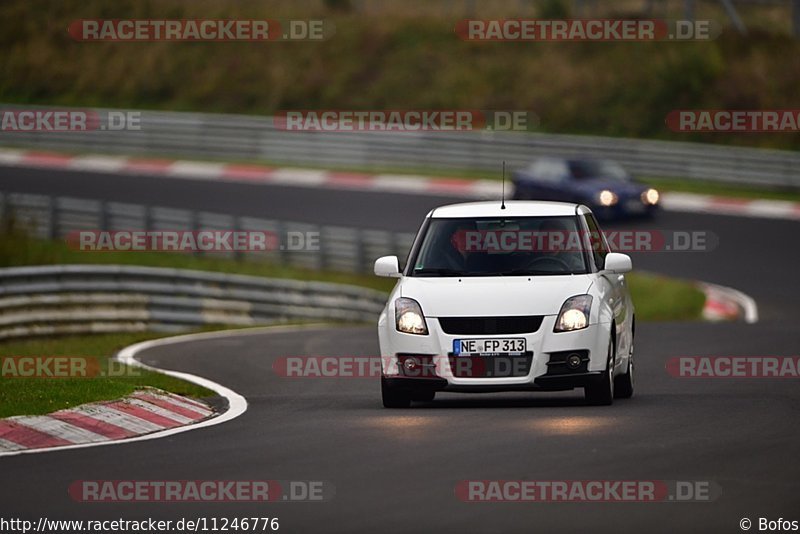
403,358,418,371
566,353,583,370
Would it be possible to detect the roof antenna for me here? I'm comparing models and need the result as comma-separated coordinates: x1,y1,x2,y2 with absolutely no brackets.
501,160,507,210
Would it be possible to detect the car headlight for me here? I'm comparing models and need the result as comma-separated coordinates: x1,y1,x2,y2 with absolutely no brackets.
597,190,618,207
554,295,593,332
641,188,660,205
395,297,428,335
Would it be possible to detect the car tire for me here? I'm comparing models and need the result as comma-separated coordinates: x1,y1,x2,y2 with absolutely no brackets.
411,390,436,402
614,337,634,399
585,335,615,406
381,377,411,408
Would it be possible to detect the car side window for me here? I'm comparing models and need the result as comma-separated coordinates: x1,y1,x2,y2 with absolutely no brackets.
583,214,609,270
532,160,567,183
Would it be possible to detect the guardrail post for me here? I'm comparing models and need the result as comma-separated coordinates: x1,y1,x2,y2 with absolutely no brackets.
191,210,201,258
144,205,152,234
233,216,243,262
0,192,6,232
683,0,694,20
277,220,288,266
99,201,109,232
47,196,57,239
355,228,366,274
315,223,325,271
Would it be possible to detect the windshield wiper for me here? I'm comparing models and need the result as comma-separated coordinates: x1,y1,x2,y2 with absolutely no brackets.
412,268,467,277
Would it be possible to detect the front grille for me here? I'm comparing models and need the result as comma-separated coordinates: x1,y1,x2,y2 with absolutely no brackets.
438,316,544,335
448,354,533,378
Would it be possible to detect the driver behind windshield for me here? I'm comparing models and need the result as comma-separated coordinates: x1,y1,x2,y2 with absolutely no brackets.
531,218,586,272
499,218,586,274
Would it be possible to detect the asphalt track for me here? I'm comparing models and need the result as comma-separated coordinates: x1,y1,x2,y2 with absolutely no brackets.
1,165,799,532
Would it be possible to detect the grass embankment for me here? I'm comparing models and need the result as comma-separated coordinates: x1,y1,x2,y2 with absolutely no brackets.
0,333,213,418
0,230,705,416
1,0,800,151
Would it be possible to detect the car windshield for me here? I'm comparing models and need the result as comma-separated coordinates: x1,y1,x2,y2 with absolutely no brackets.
409,216,589,277
569,160,629,181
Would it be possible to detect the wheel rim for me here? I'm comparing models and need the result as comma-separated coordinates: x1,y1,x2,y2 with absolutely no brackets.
608,338,615,395
628,341,634,387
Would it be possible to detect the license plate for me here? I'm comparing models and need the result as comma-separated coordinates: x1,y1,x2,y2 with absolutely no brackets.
453,338,526,356
625,199,646,213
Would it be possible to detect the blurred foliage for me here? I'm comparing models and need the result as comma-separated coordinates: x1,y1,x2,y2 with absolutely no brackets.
324,0,352,13
0,332,214,417
1,0,799,149
538,0,570,19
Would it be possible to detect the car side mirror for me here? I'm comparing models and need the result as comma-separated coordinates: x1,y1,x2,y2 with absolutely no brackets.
603,252,632,273
374,255,401,278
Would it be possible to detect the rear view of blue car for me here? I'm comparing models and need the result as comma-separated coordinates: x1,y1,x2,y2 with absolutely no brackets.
512,158,660,219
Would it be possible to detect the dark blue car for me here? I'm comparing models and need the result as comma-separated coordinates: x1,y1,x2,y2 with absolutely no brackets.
512,158,660,219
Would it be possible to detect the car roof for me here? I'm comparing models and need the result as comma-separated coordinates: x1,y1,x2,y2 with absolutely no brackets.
429,200,581,218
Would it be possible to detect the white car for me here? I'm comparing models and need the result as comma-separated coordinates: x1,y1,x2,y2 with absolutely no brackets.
374,200,635,408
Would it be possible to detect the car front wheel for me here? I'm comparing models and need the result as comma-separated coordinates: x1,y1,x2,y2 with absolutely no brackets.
381,377,411,408
585,336,615,406
614,337,634,399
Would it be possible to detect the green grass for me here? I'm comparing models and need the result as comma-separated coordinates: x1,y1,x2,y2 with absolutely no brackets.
626,271,706,322
0,332,214,417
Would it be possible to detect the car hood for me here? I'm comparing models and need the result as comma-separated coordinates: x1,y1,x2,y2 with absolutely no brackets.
400,275,593,317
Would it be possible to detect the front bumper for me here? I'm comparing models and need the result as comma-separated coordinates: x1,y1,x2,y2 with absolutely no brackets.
379,315,610,392
591,199,659,220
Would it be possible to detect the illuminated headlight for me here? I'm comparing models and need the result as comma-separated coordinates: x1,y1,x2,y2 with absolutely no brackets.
554,295,593,332
597,190,618,207
641,188,660,205
395,297,428,335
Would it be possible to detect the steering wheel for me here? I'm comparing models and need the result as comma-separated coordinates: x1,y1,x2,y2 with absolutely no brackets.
527,255,571,271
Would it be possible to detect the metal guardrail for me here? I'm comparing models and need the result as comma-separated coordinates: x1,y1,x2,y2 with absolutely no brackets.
0,191,416,275
1,105,798,189
0,264,388,340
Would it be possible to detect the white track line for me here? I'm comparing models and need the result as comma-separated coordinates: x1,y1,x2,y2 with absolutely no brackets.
0,324,327,458
698,281,759,324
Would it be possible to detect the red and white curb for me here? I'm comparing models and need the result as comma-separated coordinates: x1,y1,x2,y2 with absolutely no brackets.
698,281,759,323
0,327,263,458
2,148,799,221
0,389,215,454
